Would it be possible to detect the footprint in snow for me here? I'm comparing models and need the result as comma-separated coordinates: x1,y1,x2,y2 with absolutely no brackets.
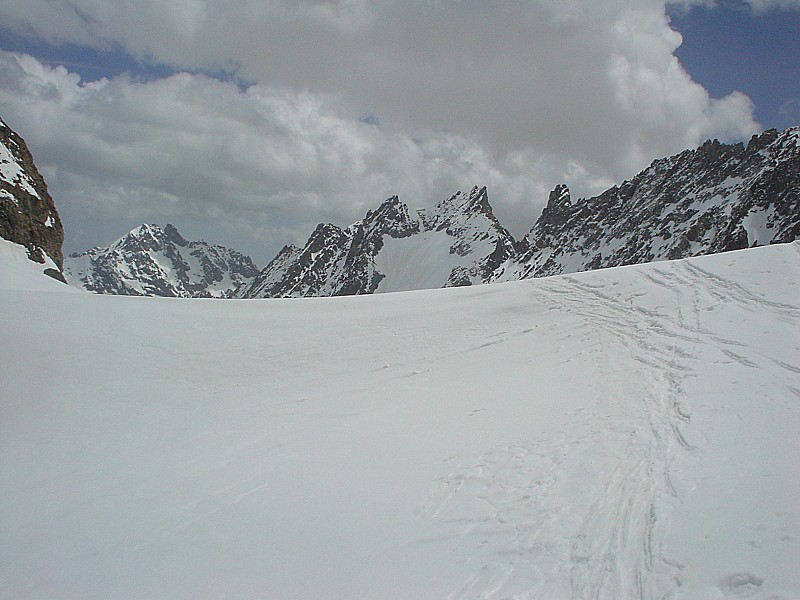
718,573,764,597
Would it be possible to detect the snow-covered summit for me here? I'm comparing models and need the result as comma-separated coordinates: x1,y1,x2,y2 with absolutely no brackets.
65,223,260,297
238,185,517,298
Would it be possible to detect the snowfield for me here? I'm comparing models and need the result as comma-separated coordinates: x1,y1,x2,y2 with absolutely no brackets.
1,241,799,599
0,238,72,292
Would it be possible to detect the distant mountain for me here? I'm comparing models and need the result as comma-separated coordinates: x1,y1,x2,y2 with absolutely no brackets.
241,126,799,298
494,127,800,281
65,223,260,298
236,186,516,298
0,117,65,281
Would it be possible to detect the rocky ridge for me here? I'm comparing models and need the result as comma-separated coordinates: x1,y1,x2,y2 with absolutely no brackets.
494,127,800,281
241,126,799,298
236,186,516,298
65,223,260,298
0,118,65,281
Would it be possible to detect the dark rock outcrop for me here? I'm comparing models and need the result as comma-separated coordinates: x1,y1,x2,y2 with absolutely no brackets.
0,118,65,280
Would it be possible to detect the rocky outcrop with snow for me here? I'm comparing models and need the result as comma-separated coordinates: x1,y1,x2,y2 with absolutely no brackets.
494,127,800,281
0,117,65,281
239,195,420,298
237,186,516,298
65,223,260,298
416,186,518,288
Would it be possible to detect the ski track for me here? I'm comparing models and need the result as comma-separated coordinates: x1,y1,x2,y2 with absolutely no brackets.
415,257,791,599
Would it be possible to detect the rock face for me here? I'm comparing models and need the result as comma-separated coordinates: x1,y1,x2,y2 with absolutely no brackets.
495,127,800,281
65,224,260,298
242,126,799,298
417,187,518,287
0,118,65,280
236,186,516,298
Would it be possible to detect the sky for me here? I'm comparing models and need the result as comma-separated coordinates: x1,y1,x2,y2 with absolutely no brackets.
0,0,798,264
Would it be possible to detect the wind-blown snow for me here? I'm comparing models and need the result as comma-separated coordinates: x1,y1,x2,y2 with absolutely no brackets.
1,243,798,599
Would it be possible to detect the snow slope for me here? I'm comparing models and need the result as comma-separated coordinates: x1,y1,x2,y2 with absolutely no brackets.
0,237,74,292
1,243,799,599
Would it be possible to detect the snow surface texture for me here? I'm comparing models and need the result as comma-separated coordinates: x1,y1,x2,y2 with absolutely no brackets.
2,243,799,599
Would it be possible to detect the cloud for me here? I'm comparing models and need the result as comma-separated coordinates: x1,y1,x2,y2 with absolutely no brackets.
0,1,762,263
0,51,556,261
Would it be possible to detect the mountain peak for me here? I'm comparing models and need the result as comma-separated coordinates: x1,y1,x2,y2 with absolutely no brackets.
544,184,571,211
463,185,491,213
66,223,259,297
163,223,188,246
360,195,420,239
428,186,492,221
746,128,779,152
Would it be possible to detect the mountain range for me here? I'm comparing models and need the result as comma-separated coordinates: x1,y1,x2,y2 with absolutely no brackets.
496,128,800,281
2,116,798,298
237,126,799,298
